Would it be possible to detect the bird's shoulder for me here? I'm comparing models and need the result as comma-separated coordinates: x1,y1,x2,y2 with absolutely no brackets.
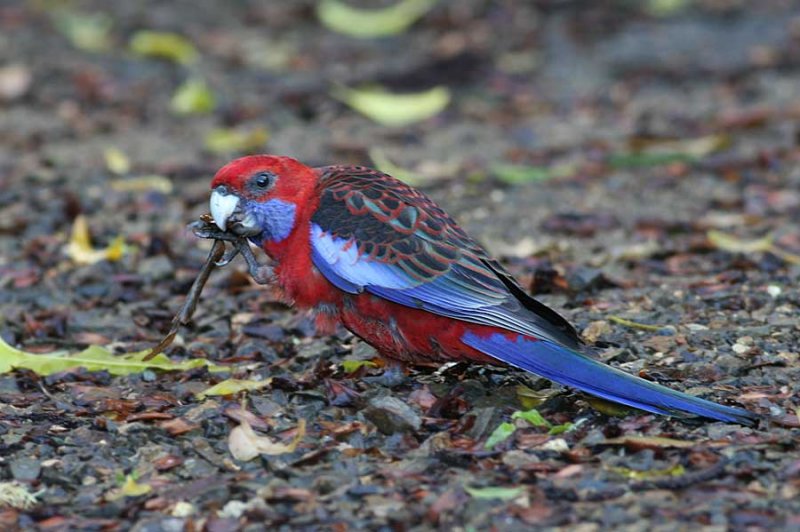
312,165,470,246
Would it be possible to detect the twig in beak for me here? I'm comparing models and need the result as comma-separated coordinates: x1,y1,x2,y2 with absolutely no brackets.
143,239,226,361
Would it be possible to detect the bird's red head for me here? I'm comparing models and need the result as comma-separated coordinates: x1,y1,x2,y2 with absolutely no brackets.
209,155,318,243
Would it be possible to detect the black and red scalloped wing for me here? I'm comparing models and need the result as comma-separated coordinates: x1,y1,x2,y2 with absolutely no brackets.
309,165,581,349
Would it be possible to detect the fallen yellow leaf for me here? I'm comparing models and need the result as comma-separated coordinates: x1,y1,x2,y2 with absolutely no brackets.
332,85,450,127
608,463,686,480
106,475,152,501
204,127,269,154
52,11,113,53
608,315,666,332
707,230,774,253
129,31,198,64
65,215,129,265
110,175,173,194
196,378,273,399
707,230,800,265
171,79,215,115
317,0,436,38
104,147,131,175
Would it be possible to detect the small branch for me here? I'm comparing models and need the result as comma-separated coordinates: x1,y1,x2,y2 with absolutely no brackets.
143,239,226,361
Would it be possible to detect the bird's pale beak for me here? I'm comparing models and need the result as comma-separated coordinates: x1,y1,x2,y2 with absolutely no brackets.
210,187,240,231
209,186,262,236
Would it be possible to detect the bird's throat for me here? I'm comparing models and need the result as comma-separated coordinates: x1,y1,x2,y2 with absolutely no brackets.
247,198,297,244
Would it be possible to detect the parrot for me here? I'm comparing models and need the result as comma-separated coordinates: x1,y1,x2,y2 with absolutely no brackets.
203,154,756,426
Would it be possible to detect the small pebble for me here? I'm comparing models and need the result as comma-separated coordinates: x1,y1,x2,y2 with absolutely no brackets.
363,396,422,435
767,285,781,297
732,343,750,354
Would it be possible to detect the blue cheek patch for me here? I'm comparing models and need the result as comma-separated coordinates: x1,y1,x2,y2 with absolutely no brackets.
246,199,296,243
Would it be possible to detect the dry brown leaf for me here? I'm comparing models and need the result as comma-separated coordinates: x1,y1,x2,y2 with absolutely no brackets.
602,435,699,449
228,419,306,461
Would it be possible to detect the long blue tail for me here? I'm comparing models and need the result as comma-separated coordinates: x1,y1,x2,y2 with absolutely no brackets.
462,331,757,425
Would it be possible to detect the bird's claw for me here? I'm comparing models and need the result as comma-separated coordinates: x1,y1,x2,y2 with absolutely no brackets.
191,215,273,285
190,219,240,242
215,246,241,267
239,243,273,285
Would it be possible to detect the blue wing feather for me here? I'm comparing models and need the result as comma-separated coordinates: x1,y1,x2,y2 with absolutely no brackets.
310,222,576,345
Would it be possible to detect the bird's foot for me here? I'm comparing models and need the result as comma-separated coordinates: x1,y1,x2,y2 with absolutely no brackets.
237,242,273,284
191,216,273,285
190,218,240,242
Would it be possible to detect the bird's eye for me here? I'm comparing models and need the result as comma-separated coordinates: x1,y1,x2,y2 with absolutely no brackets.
253,172,275,189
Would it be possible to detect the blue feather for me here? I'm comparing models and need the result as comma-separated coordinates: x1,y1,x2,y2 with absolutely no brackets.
462,332,757,425
309,223,573,346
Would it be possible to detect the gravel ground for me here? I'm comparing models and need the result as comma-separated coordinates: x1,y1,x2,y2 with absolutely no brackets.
1,1,799,530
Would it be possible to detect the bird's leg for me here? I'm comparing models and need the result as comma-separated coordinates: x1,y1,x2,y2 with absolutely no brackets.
217,240,273,285
237,241,273,285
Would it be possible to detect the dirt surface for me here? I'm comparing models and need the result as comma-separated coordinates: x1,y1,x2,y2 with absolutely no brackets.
1,1,800,530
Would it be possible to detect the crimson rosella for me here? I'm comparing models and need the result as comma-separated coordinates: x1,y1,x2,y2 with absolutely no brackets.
205,154,756,425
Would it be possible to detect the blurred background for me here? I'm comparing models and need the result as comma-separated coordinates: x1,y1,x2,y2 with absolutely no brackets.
1,1,799,529
2,0,798,328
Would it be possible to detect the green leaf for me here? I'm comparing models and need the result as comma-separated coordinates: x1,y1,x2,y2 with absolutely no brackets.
341,360,377,373
465,486,524,500
618,134,730,168
196,378,272,399
317,0,436,38
608,152,694,169
204,127,269,154
583,396,635,418
515,384,557,410
491,163,572,184
484,422,516,449
646,0,690,17
0,336,224,377
332,85,450,127
52,11,113,52
129,30,198,64
511,408,551,428
171,79,215,115
547,423,574,435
